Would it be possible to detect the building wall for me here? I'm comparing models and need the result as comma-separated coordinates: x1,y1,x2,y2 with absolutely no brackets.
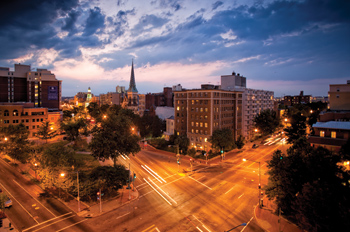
174,89,243,151
328,83,350,110
242,88,274,140
0,64,61,110
0,104,49,137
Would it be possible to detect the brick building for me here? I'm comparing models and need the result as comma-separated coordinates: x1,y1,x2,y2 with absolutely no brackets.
0,64,61,110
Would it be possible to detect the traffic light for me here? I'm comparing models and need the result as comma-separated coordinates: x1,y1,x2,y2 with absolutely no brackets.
258,184,261,189
280,156,283,160
97,191,100,196
220,150,224,154
133,173,136,179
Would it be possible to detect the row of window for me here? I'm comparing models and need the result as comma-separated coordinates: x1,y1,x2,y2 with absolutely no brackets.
190,136,208,142
320,131,336,138
3,118,44,124
191,122,208,128
2,110,45,116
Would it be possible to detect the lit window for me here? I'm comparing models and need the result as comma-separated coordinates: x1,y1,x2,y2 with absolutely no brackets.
320,131,325,137
331,131,336,138
177,107,180,111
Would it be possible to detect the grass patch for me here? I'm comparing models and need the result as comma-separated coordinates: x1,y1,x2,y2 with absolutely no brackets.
73,152,100,169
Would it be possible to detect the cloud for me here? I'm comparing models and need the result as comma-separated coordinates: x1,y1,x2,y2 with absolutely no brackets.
212,1,223,10
83,7,106,36
61,10,81,35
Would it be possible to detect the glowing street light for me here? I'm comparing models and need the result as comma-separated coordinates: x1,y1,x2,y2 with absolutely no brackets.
4,137,8,142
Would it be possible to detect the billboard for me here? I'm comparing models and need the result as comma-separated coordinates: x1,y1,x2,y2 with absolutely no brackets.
48,86,58,100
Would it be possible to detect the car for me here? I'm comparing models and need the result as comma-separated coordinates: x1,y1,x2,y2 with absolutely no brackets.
5,197,12,208
252,144,259,148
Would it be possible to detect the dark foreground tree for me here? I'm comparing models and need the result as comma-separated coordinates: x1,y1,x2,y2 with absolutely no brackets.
264,138,350,231
253,109,280,135
284,112,307,144
36,121,58,143
174,135,190,154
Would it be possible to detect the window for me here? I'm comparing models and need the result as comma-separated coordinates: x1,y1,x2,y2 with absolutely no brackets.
205,123,208,127
36,119,39,122
13,120,18,123
13,110,19,116
26,119,29,123
320,131,325,137
26,126,29,129
32,119,35,122
191,122,194,126
200,123,203,127
4,120,9,124
331,131,336,138
22,120,24,123
32,126,35,129
4,110,9,116
41,118,43,122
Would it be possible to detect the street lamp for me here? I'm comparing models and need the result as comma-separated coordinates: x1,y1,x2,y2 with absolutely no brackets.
34,163,38,180
4,137,8,142
60,171,81,212
243,158,262,208
59,173,65,199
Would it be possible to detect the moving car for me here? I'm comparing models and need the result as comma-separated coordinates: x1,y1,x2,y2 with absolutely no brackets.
5,197,12,208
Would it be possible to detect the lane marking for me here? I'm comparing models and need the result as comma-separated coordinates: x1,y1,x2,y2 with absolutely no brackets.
143,178,172,205
0,183,39,224
240,217,253,232
13,179,56,217
192,215,211,232
238,193,244,199
188,176,212,190
142,224,156,232
23,212,72,232
32,215,75,232
116,212,131,220
225,186,235,195
55,219,88,232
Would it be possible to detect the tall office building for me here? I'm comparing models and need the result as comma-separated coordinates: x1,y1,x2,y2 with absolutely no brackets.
174,84,243,151
0,64,61,110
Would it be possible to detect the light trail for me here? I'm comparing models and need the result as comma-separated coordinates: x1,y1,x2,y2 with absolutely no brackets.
143,178,172,205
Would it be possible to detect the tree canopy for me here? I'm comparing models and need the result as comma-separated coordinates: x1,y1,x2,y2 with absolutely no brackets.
36,121,58,143
264,138,350,231
0,124,30,163
209,128,236,151
89,108,141,166
253,109,280,135
284,112,307,144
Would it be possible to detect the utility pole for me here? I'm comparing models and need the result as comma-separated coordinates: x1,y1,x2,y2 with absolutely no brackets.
99,187,102,213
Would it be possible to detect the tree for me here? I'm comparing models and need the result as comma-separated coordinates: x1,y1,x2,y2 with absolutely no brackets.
174,135,189,154
60,118,87,143
136,115,165,138
253,109,280,135
0,124,30,163
284,112,307,143
89,165,129,192
89,110,141,166
209,128,235,151
36,121,58,143
0,192,8,210
235,135,245,149
264,138,350,230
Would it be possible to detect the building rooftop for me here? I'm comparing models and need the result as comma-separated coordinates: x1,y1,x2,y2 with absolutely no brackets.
313,121,350,130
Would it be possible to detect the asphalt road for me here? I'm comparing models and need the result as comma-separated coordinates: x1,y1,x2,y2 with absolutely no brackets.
0,158,93,232
84,139,286,232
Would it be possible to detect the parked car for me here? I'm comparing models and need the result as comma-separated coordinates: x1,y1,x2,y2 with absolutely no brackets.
252,144,259,149
5,197,12,208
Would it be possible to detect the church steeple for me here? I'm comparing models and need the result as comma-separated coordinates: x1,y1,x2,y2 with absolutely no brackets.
128,60,138,93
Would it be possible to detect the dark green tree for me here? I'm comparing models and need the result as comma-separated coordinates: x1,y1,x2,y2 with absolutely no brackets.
60,118,87,143
284,112,307,144
253,109,280,135
264,138,350,231
174,135,190,154
89,165,129,192
89,111,141,166
36,121,58,143
209,128,236,151
0,124,30,163
235,135,245,149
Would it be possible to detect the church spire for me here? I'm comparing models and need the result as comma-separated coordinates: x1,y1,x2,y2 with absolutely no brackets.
128,60,138,93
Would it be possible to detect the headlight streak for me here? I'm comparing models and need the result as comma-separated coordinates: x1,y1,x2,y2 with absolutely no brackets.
147,177,177,205
144,165,166,183
143,178,172,206
141,165,163,183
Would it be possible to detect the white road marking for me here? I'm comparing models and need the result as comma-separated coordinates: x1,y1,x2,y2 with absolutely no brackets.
238,193,244,199
240,217,253,232
224,186,235,195
55,219,88,232
32,215,75,232
0,183,39,224
13,179,56,217
188,176,212,190
116,212,131,220
23,212,72,232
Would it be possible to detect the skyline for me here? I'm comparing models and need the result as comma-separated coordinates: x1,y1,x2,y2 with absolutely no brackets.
1,0,349,97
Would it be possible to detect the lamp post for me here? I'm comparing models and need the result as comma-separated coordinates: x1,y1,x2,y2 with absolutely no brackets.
34,163,38,180
60,171,80,212
59,173,65,199
243,158,261,207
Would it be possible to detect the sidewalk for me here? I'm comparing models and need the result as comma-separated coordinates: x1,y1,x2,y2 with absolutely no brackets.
254,197,302,232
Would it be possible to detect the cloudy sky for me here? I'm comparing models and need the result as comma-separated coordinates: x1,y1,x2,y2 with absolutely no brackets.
1,0,349,97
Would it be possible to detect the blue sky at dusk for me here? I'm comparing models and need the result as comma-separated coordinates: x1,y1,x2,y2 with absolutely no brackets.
1,0,349,97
